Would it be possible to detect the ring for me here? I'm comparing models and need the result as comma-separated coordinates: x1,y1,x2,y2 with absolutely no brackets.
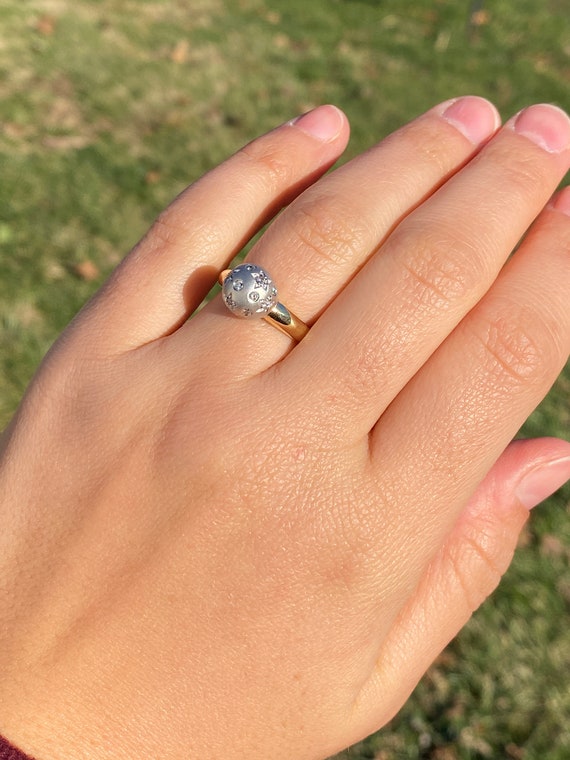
219,264,309,342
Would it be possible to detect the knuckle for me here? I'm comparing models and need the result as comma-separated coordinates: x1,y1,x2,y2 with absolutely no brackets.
237,140,293,191
471,301,561,387
485,142,551,204
400,117,460,176
447,532,503,612
343,341,381,397
145,210,180,248
396,226,486,312
291,195,368,268
146,206,224,258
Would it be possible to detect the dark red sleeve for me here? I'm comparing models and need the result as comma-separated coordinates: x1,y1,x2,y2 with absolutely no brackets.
0,735,36,760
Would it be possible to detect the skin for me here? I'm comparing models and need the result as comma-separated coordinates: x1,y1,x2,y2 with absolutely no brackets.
0,96,569,760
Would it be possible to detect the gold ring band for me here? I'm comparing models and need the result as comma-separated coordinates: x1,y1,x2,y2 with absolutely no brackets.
262,300,309,342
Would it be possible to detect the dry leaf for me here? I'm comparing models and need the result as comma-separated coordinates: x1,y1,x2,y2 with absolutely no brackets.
506,743,525,760
42,134,91,150
73,260,100,281
273,33,290,50
144,170,161,185
432,748,459,760
540,534,566,558
170,39,190,64
44,261,66,281
36,15,56,36
13,301,42,327
471,10,491,26
265,11,281,24
517,523,532,548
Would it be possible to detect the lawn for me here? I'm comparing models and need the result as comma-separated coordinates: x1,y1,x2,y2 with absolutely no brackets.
0,1,569,758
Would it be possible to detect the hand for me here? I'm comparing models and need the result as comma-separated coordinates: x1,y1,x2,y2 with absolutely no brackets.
1,98,569,760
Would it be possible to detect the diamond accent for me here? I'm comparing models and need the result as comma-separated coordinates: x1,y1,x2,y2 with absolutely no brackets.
252,272,271,290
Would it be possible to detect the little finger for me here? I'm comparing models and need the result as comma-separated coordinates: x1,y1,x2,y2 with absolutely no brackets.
348,437,570,743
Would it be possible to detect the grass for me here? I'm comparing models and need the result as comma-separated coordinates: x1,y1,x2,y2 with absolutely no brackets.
0,0,569,757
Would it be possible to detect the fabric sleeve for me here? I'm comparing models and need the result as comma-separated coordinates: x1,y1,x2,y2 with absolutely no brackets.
0,735,36,760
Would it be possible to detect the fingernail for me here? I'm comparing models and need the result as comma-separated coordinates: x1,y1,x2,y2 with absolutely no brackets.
548,186,570,217
515,457,570,509
290,105,344,141
437,96,501,145
510,103,570,153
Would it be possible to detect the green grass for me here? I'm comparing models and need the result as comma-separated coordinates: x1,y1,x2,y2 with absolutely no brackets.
1,1,569,758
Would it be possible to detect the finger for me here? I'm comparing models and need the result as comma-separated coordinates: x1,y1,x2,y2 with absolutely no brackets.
186,97,501,367
279,104,570,441
364,193,570,604
346,438,570,741
250,96,499,323
69,106,349,352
